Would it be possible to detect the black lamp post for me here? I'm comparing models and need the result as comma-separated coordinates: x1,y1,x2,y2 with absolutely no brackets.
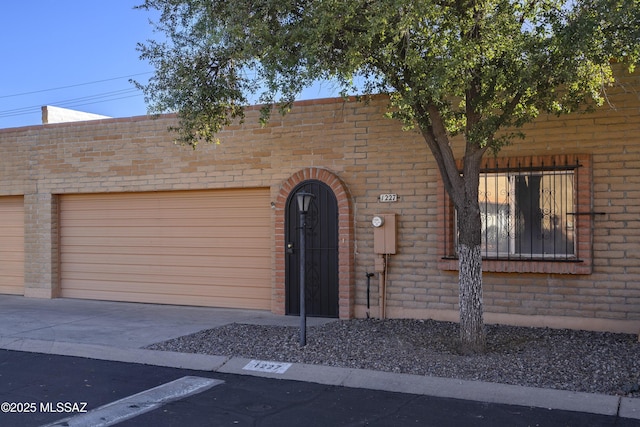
296,191,314,346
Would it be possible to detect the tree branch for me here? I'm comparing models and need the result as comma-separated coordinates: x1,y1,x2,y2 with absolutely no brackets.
416,103,465,207
519,0,539,26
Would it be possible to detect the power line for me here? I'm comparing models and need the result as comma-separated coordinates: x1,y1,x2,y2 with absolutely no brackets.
55,93,143,112
0,72,152,99
0,88,144,118
0,94,145,119
52,93,144,113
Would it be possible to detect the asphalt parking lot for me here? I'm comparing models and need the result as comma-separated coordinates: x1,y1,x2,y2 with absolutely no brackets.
1,350,637,427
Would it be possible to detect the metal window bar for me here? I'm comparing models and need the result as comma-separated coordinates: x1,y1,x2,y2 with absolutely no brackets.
476,158,579,260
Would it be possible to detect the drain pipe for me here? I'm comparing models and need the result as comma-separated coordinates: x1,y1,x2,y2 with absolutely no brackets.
366,272,374,318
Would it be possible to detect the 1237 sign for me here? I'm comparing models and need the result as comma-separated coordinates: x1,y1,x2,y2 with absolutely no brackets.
379,194,398,202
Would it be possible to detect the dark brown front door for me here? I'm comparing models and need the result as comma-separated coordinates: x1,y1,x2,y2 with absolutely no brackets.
285,180,339,317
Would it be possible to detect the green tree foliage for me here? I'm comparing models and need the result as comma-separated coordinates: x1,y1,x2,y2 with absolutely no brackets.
136,0,639,352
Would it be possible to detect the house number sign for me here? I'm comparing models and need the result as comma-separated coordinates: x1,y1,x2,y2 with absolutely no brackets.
243,359,292,374
379,193,398,202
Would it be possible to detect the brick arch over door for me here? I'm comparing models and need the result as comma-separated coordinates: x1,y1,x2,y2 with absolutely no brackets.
274,168,354,318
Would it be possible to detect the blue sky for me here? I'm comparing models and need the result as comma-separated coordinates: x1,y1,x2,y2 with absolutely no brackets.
0,1,337,129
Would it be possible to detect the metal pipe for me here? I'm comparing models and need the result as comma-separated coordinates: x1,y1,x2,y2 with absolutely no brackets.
296,191,314,347
377,254,390,319
299,209,307,346
366,272,374,318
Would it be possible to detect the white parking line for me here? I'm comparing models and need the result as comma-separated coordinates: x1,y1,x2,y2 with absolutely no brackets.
41,376,224,427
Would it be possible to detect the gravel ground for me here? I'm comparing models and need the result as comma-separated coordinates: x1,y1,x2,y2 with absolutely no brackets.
146,319,640,397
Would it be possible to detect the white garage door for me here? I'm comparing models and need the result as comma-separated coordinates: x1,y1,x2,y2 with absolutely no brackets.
60,189,272,309
0,196,24,295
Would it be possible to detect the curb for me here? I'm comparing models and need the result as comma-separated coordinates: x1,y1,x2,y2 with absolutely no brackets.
217,356,637,419
1,339,638,420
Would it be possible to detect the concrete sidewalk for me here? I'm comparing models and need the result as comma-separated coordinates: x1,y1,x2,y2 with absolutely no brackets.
0,295,638,420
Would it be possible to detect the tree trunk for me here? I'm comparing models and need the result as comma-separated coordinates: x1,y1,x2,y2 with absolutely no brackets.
456,192,486,354
415,104,487,353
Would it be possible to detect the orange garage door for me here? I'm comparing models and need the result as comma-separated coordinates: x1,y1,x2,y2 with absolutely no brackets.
0,196,24,295
60,189,271,309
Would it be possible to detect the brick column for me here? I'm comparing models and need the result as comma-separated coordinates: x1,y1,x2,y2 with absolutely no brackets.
23,193,59,298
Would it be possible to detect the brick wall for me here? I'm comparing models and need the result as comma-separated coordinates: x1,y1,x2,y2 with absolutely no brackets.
1,72,639,333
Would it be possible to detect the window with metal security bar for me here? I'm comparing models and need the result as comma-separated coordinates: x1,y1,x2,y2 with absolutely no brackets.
439,154,594,274
473,166,575,259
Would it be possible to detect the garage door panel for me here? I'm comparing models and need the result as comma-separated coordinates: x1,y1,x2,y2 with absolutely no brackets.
0,268,23,290
61,289,270,310
0,228,23,237
61,190,267,208
62,261,271,280
0,284,22,297
60,237,271,253
0,196,24,295
61,246,269,258
62,269,270,287
61,207,269,221
61,251,270,267
60,189,271,309
0,250,24,262
60,225,268,239
0,236,23,245
61,279,271,299
61,216,270,229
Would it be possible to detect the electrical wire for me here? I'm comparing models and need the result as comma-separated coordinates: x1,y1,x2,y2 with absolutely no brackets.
0,73,152,120
0,89,143,118
57,93,143,111
0,72,152,99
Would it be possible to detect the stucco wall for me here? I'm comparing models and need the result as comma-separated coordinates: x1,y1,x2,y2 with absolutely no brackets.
1,72,639,333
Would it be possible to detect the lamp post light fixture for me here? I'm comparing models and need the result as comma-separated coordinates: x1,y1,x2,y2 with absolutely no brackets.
296,191,314,347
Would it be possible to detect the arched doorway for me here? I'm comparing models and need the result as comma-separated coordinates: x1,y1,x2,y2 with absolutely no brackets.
285,180,339,317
